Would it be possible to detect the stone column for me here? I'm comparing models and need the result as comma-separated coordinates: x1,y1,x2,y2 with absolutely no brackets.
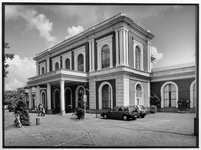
28,88,32,109
125,30,129,66
115,29,119,67
119,29,123,65
123,29,126,66
36,85,40,107
47,83,52,114
60,80,65,115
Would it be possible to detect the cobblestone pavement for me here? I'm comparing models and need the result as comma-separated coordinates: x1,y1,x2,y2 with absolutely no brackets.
3,111,198,148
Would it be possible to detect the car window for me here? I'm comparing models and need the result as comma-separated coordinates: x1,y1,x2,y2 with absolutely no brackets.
129,106,136,111
118,107,123,111
140,105,145,109
111,107,117,112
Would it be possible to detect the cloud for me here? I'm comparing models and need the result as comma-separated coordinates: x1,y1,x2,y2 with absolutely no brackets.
5,55,36,90
151,46,164,64
5,5,58,47
65,26,84,39
41,6,106,27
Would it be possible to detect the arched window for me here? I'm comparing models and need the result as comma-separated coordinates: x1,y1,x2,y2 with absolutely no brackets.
164,84,176,107
102,84,111,109
78,54,84,72
41,67,45,74
136,84,142,105
135,46,140,70
101,45,110,69
55,62,59,70
65,58,70,69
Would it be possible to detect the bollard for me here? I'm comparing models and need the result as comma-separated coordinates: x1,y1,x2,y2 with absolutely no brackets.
36,118,40,125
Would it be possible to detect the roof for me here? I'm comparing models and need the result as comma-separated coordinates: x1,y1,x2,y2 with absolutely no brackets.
152,62,195,72
34,12,154,60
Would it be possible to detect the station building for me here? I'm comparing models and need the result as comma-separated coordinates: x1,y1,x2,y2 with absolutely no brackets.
26,13,196,115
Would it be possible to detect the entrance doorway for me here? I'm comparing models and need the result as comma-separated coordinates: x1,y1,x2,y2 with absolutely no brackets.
53,89,60,113
65,87,72,113
164,84,176,107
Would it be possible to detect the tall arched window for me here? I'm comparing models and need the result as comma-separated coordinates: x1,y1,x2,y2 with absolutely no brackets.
55,62,59,70
135,46,140,70
65,58,70,69
136,84,142,105
164,84,176,107
78,54,84,72
101,45,110,69
102,84,111,109
41,67,45,74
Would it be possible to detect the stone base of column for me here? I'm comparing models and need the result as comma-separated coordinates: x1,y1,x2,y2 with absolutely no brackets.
47,110,52,114
60,110,65,116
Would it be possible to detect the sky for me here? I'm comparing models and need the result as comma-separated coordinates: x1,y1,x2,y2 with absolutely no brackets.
4,3,197,90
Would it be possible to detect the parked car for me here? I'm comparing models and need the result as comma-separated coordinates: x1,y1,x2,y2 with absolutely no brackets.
101,106,139,121
134,105,148,118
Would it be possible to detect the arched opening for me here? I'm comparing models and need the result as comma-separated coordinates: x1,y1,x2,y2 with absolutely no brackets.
101,45,110,69
102,84,111,109
135,82,144,105
164,84,176,107
78,54,84,72
98,82,113,109
65,87,72,113
161,82,178,108
41,91,46,109
55,62,59,70
53,89,60,113
65,58,70,70
136,84,142,105
190,80,196,108
75,85,86,109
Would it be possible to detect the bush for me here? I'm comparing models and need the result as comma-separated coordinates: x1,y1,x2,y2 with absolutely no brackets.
14,101,30,127
150,105,157,113
178,100,190,111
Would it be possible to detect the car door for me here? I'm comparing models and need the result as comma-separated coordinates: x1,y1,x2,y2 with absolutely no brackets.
116,106,124,119
108,107,117,118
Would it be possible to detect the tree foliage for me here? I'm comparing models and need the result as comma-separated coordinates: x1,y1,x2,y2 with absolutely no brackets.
4,42,14,77
4,88,28,105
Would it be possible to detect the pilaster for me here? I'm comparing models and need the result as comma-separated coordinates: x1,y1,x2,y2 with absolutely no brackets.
89,80,96,109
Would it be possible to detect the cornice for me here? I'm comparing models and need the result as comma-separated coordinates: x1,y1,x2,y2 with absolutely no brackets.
34,13,154,60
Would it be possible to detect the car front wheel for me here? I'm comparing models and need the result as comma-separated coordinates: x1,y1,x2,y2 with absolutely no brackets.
103,114,108,119
122,115,128,121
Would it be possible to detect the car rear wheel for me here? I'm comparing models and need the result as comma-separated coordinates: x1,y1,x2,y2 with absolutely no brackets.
103,114,108,119
122,115,128,121
141,115,145,118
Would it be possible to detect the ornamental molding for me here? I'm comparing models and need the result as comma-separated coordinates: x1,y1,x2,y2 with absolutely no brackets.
73,46,86,55
96,35,113,45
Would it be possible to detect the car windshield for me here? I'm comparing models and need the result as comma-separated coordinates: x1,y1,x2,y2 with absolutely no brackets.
128,106,136,111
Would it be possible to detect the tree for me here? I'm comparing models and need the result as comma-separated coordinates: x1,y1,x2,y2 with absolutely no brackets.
4,42,14,77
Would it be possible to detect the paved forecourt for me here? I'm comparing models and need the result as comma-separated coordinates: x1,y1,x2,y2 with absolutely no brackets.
4,111,197,147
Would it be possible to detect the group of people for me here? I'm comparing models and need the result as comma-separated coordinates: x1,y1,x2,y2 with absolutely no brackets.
38,103,45,116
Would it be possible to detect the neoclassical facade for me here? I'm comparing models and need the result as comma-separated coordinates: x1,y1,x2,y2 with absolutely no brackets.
27,13,196,115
